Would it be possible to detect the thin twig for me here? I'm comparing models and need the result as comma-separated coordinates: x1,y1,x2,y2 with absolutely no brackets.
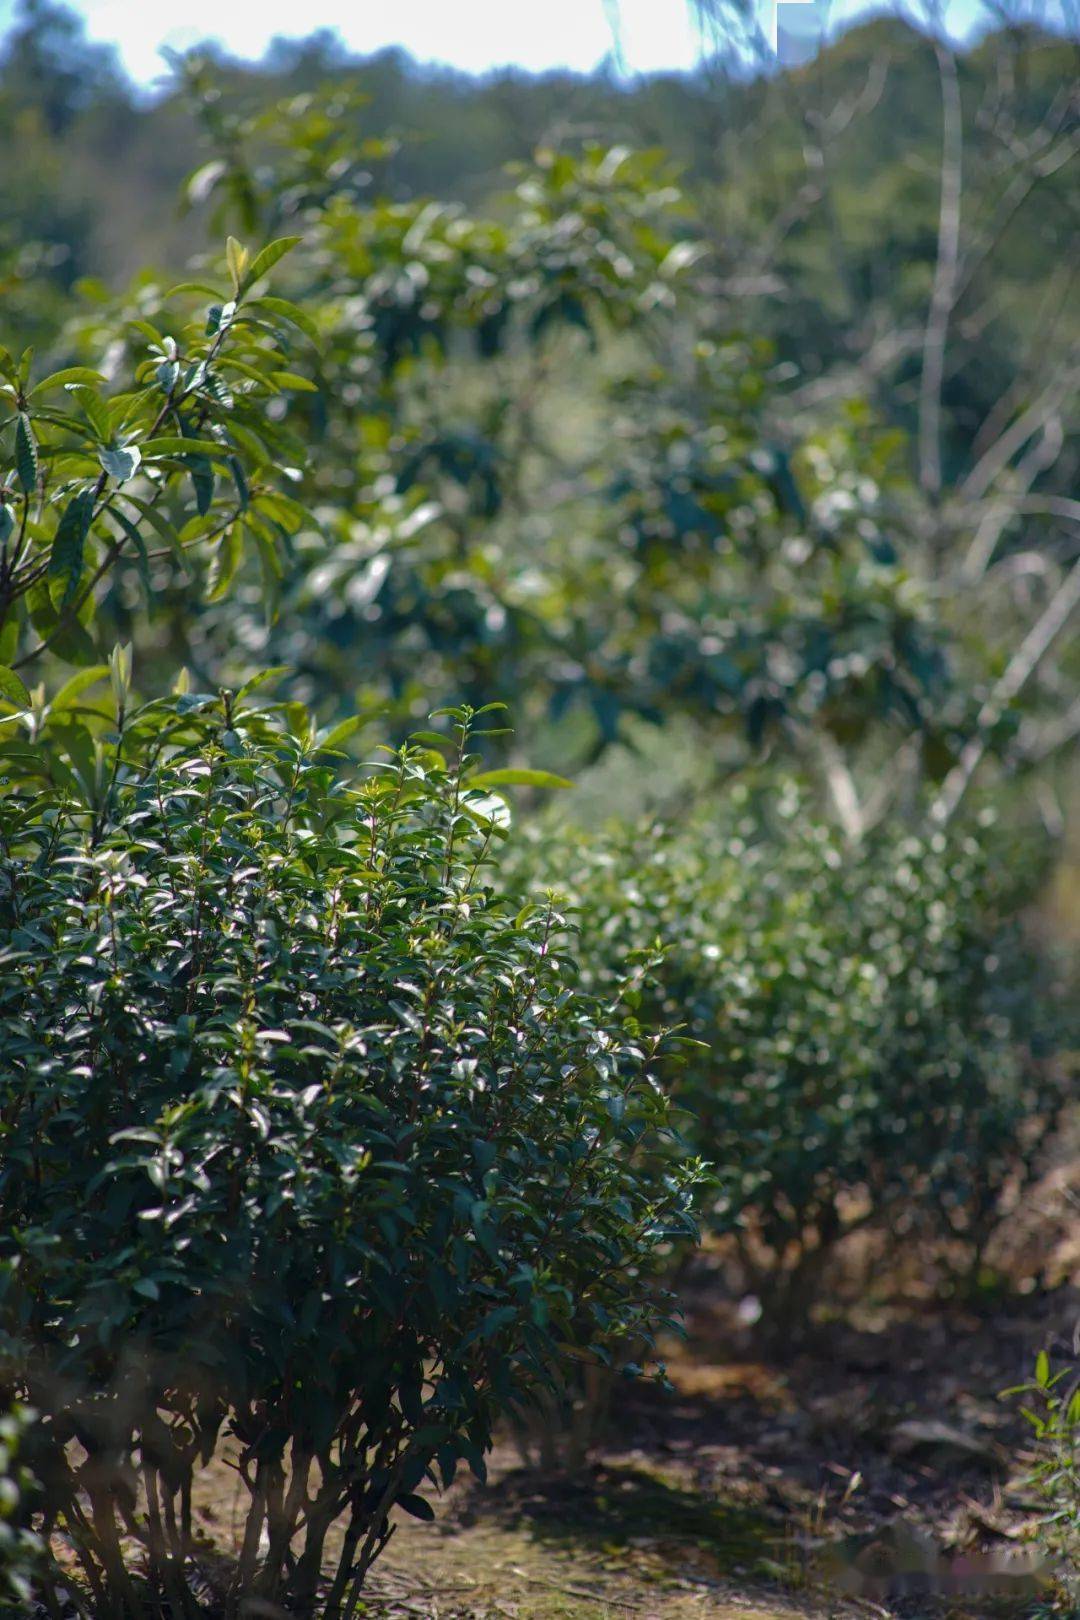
931,549,1080,824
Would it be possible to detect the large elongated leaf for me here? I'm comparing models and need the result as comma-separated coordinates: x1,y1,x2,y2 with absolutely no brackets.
26,575,98,663
14,414,37,495
66,384,112,443
467,768,573,790
240,236,302,295
29,368,106,396
245,296,320,345
163,280,225,300
226,236,249,294
271,372,319,393
48,665,110,713
138,436,235,462
0,666,30,708
48,491,95,613
117,494,182,558
206,524,244,602
189,455,215,516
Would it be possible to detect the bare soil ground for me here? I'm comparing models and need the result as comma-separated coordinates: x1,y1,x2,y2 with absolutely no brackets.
167,1280,1078,1620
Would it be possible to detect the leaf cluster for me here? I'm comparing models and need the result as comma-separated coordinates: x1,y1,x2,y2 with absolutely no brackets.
0,232,315,680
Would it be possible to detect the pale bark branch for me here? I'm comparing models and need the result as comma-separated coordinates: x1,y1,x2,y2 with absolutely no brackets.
931,551,1080,824
960,414,1065,580
960,367,1079,502
819,732,865,844
1021,693,1080,764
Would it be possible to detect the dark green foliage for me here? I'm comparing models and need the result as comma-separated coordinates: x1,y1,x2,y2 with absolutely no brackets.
0,1398,42,1614
0,693,700,1614
510,786,1069,1326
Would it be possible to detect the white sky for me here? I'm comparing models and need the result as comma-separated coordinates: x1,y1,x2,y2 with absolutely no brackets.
0,0,1041,85
28,0,706,82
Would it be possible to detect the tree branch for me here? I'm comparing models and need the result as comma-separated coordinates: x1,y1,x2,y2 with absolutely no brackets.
931,549,1080,824
960,414,1065,581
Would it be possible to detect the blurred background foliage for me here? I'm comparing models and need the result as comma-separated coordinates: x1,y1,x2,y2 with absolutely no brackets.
2,0,1077,809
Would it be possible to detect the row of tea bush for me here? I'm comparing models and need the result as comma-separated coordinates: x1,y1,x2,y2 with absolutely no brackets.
509,781,1073,1328
1,694,1073,1613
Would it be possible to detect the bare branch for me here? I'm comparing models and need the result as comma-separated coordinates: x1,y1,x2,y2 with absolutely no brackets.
959,365,1080,502
960,414,1065,580
970,258,1079,464
931,550,1080,824
1020,693,1080,763
818,732,865,844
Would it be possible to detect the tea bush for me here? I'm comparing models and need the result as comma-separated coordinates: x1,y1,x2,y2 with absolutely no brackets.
510,784,1069,1327
0,689,701,1617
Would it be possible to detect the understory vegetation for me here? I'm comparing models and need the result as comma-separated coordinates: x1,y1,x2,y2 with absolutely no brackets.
0,0,1077,1613
0,1401,42,1613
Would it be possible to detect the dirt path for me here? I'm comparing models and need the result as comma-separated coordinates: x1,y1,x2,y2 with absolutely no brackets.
63,1289,1070,1618
360,1511,828,1620
187,1441,834,1620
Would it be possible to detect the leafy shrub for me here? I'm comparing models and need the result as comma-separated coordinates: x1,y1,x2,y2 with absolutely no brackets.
510,783,1069,1327
0,687,700,1617
0,1397,42,1615
1007,1349,1080,1608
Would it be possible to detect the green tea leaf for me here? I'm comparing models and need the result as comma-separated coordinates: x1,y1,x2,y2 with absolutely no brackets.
99,445,142,484
317,716,366,752
66,384,112,443
139,436,235,462
14,414,37,495
48,491,95,613
467,768,572,790
189,455,215,516
240,236,302,295
226,236,249,294
271,372,318,394
206,524,243,602
49,665,110,712
0,665,30,709
246,296,320,345
29,368,106,396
